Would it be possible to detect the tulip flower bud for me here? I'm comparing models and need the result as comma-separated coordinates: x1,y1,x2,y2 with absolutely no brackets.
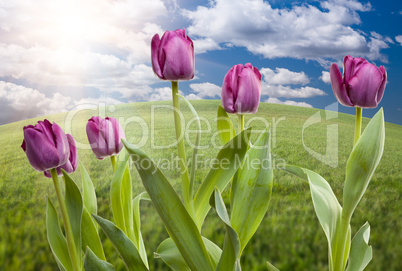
86,116,126,160
221,63,262,114
330,55,387,108
151,28,195,81
44,134,78,178
21,119,70,172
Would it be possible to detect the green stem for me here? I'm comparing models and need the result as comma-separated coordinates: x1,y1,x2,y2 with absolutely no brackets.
354,107,362,146
171,81,195,218
238,114,244,133
110,155,117,173
334,214,351,271
50,168,81,271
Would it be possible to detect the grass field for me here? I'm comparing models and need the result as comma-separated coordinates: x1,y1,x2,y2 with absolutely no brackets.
0,100,401,271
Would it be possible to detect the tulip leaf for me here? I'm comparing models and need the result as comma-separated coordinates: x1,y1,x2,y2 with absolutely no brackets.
346,222,372,271
155,237,222,271
266,261,280,271
81,207,106,261
46,198,73,271
84,247,115,271
178,94,201,198
230,125,273,253
93,215,148,271
282,165,342,270
110,153,134,243
80,163,97,219
210,188,241,271
343,108,385,220
132,192,151,268
62,170,83,269
122,139,214,271
217,105,236,145
194,128,251,229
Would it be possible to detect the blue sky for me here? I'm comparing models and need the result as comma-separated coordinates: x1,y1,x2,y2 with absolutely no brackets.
0,0,401,125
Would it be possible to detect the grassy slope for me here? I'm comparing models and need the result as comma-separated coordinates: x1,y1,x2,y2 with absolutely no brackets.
0,100,401,271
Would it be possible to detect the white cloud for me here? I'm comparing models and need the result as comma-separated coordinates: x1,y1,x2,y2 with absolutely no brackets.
259,67,326,98
266,97,313,108
189,82,221,98
395,35,402,46
185,93,203,100
148,87,177,101
193,38,221,54
0,81,71,124
320,71,331,84
183,0,388,62
260,68,309,85
263,84,326,98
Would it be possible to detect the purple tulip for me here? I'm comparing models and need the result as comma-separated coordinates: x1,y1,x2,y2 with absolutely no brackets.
44,134,78,178
221,63,262,114
151,28,195,81
86,116,126,160
21,119,70,172
330,55,387,108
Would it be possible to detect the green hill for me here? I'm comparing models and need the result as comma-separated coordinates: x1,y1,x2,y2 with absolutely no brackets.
0,100,401,270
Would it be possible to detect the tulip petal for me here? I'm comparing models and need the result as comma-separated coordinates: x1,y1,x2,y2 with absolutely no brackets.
234,65,261,114
330,64,353,107
343,56,367,85
151,34,163,79
376,66,387,105
86,118,108,159
23,127,62,171
52,122,70,166
221,65,243,113
162,32,194,81
348,64,384,108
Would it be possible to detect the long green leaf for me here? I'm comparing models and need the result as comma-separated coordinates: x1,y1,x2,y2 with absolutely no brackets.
93,215,148,271
63,171,83,269
155,237,222,271
84,247,115,271
46,198,73,271
122,139,214,271
343,108,385,219
132,192,151,268
346,222,372,271
283,166,342,270
194,128,251,229
110,153,134,243
210,188,241,271
80,163,97,217
81,207,106,261
230,126,273,253
266,261,280,271
217,105,236,145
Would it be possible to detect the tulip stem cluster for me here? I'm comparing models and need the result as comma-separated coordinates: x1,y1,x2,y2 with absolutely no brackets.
171,81,195,218
334,214,352,271
354,107,362,146
50,168,81,271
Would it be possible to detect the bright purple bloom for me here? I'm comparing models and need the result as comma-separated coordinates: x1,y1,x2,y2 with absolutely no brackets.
86,116,126,160
151,28,195,81
21,119,70,172
221,63,262,114
44,134,78,178
330,55,387,108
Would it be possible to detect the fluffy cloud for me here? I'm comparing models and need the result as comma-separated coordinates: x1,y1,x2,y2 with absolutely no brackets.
260,68,309,85
0,81,71,124
266,97,313,108
189,82,221,98
396,35,402,46
320,71,331,84
260,67,326,98
183,0,390,63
